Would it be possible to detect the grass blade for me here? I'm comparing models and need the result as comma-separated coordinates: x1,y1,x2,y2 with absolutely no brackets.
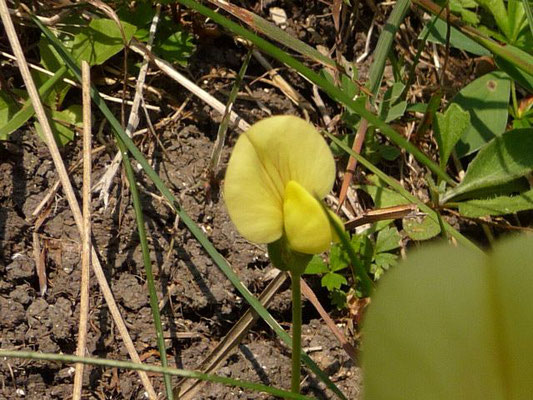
121,140,174,398
0,350,314,400
0,65,67,139
33,15,347,400
207,0,337,68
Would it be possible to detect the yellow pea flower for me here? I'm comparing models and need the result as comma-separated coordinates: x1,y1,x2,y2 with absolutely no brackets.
224,115,342,256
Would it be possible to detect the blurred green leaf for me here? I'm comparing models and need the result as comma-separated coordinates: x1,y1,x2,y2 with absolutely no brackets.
371,252,398,279
379,83,407,123
378,145,401,161
454,71,511,157
72,18,136,65
0,92,19,139
375,227,402,253
443,128,533,202
421,17,490,56
434,103,471,168
303,256,329,275
35,105,83,146
363,235,533,400
154,29,195,66
329,244,351,272
495,56,533,93
403,215,441,241
321,272,348,291
458,188,533,217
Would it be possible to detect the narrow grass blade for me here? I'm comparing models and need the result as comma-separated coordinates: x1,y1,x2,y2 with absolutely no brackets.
367,0,410,98
207,0,337,68
33,15,347,400
176,0,455,186
523,0,533,38
122,144,173,398
0,350,313,400
326,132,483,254
0,65,67,139
209,49,252,179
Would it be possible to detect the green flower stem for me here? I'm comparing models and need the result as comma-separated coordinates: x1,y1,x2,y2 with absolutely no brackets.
291,272,302,394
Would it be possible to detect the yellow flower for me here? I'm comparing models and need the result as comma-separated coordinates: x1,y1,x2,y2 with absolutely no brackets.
224,115,341,255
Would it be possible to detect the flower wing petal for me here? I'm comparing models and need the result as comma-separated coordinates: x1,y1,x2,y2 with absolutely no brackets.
245,116,335,198
283,180,332,254
224,133,283,244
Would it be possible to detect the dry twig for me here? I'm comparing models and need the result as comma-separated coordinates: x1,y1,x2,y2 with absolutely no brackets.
72,61,92,400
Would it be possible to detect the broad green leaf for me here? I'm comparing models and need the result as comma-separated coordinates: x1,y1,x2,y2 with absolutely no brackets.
403,215,441,241
362,235,533,400
458,188,533,217
303,256,328,275
154,30,195,66
443,128,533,202
454,71,511,157
71,18,136,65
379,83,407,123
421,16,490,56
375,226,401,253
434,103,471,168
321,272,348,291
378,145,400,161
329,244,350,273
35,105,83,146
371,252,397,279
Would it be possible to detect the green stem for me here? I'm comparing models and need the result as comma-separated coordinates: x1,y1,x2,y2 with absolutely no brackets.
291,272,302,394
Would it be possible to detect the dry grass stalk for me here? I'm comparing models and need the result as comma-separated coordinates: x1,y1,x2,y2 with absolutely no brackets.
0,3,157,398
72,61,92,400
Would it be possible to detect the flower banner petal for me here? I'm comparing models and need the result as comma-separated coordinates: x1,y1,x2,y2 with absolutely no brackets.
245,116,335,199
224,134,283,244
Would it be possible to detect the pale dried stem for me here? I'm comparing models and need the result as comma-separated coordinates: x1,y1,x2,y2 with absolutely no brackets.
93,4,161,207
0,3,157,398
72,61,92,400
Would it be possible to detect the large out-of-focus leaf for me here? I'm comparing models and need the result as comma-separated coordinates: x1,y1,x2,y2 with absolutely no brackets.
458,188,533,217
453,71,511,157
443,128,533,202
362,235,533,400
434,103,471,168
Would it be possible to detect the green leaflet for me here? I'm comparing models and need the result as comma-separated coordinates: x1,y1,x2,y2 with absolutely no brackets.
453,71,511,157
443,128,533,202
458,189,533,217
